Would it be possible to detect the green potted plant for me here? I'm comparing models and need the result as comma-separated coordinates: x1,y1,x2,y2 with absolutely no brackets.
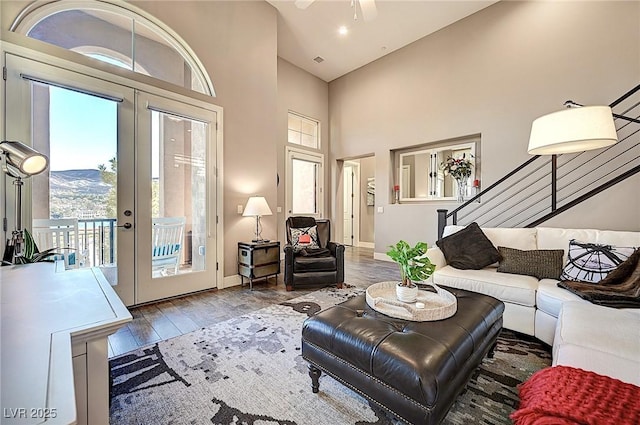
386,240,436,302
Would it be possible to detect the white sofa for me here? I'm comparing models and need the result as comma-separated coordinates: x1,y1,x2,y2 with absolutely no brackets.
427,225,640,385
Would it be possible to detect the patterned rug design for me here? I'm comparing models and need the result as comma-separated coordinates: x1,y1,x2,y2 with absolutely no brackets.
110,286,551,425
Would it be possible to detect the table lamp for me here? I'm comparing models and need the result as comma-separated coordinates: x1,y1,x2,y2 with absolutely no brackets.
242,196,272,242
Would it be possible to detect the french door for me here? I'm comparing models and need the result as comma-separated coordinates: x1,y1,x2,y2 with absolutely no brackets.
4,52,220,305
135,93,218,303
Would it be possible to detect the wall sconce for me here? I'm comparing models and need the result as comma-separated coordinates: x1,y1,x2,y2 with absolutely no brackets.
1,141,49,264
528,105,618,155
242,196,273,242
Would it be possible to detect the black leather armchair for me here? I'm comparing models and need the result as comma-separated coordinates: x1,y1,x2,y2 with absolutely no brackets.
284,217,344,291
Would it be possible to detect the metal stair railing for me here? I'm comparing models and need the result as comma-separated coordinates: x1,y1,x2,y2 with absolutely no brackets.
437,84,640,239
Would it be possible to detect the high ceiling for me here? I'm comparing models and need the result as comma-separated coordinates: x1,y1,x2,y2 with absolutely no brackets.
266,0,498,82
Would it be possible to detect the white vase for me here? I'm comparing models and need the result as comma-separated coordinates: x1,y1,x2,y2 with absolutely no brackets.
396,282,418,303
456,179,467,202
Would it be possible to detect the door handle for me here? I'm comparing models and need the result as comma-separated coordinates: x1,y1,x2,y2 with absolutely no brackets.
116,222,133,229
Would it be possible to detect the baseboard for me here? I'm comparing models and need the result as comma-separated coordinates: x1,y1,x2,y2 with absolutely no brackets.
222,274,242,289
373,252,394,262
358,242,374,249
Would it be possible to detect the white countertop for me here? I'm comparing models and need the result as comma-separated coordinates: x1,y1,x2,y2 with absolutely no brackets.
1,262,131,424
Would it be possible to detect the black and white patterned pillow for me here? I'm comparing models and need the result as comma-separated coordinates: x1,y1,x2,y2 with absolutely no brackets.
290,225,320,252
560,239,636,284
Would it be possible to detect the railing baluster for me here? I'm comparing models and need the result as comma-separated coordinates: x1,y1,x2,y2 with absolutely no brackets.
551,154,557,212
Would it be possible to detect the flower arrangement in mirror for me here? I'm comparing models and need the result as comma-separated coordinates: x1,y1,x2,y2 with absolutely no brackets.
441,154,474,181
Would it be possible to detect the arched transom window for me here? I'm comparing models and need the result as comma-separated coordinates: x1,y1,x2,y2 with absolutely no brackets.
11,0,215,96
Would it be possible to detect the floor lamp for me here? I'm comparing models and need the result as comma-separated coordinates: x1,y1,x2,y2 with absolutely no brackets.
1,141,49,264
528,105,618,155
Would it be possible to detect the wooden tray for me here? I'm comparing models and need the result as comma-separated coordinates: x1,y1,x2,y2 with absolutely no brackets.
365,281,457,322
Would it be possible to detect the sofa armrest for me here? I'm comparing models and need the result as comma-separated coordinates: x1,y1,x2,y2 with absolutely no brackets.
426,246,447,270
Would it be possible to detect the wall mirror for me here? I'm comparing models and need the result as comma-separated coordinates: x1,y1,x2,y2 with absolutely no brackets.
398,141,477,202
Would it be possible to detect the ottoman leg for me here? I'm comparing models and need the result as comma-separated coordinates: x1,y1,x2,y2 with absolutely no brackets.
309,365,322,393
488,340,499,358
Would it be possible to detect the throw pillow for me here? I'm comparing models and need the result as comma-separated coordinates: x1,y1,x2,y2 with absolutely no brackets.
436,222,501,270
290,225,320,252
560,239,636,284
497,246,564,280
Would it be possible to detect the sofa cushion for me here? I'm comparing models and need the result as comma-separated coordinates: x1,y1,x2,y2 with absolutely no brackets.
433,266,537,307
536,279,585,318
497,247,564,280
436,222,501,270
553,302,640,386
291,225,320,252
536,227,599,262
560,239,635,283
443,225,537,251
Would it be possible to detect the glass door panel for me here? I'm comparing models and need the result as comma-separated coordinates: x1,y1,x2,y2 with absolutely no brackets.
136,93,217,303
286,147,324,218
4,53,136,305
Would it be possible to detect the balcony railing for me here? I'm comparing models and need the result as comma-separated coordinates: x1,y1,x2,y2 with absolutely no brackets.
78,218,116,267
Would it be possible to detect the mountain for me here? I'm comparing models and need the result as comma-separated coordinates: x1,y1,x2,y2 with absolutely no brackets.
50,169,112,195
49,169,113,218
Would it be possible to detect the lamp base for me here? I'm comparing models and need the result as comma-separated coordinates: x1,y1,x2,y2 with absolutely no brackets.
252,238,270,243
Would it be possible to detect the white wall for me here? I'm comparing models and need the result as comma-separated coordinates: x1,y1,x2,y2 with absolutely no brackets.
328,1,640,252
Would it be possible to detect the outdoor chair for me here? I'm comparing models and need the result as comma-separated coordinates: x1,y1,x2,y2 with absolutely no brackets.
152,216,186,276
32,218,83,269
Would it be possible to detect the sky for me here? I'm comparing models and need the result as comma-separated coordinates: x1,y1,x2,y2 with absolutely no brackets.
49,86,117,171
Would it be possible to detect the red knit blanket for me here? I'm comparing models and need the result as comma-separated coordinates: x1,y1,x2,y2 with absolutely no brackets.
511,366,640,425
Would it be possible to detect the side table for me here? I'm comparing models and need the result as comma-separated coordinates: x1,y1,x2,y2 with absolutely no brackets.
238,241,281,290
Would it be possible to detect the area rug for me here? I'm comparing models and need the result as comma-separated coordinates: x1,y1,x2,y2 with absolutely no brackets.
110,286,551,425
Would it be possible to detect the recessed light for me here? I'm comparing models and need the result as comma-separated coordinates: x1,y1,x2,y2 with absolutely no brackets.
338,26,348,35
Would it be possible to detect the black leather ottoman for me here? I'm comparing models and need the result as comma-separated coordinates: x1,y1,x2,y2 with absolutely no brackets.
301,288,504,425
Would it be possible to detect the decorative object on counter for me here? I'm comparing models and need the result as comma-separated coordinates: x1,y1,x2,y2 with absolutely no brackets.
386,240,435,302
242,196,272,242
393,184,400,204
0,140,49,265
440,154,474,202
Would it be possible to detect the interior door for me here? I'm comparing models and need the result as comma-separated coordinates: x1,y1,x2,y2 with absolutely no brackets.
135,92,218,303
285,146,324,218
343,165,354,245
4,53,136,305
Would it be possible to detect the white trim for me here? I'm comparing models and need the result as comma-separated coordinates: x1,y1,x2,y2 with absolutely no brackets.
285,146,325,218
373,252,394,262
10,0,216,97
342,161,361,246
222,274,243,289
358,241,375,249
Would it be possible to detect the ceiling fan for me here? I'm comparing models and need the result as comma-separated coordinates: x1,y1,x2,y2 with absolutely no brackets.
294,0,378,22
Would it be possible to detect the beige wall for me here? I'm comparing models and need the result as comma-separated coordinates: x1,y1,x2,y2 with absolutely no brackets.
276,57,330,244
130,1,279,277
329,1,640,252
358,156,375,243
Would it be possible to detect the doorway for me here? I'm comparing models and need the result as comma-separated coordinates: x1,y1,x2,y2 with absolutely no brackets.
4,53,222,306
341,156,375,249
342,161,360,246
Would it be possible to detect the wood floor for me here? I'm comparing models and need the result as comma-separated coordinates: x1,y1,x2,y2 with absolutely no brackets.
108,246,399,358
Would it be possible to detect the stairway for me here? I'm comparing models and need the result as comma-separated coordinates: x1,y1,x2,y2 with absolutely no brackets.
437,84,640,238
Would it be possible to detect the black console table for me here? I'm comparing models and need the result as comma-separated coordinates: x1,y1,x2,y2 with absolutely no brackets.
237,241,280,290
